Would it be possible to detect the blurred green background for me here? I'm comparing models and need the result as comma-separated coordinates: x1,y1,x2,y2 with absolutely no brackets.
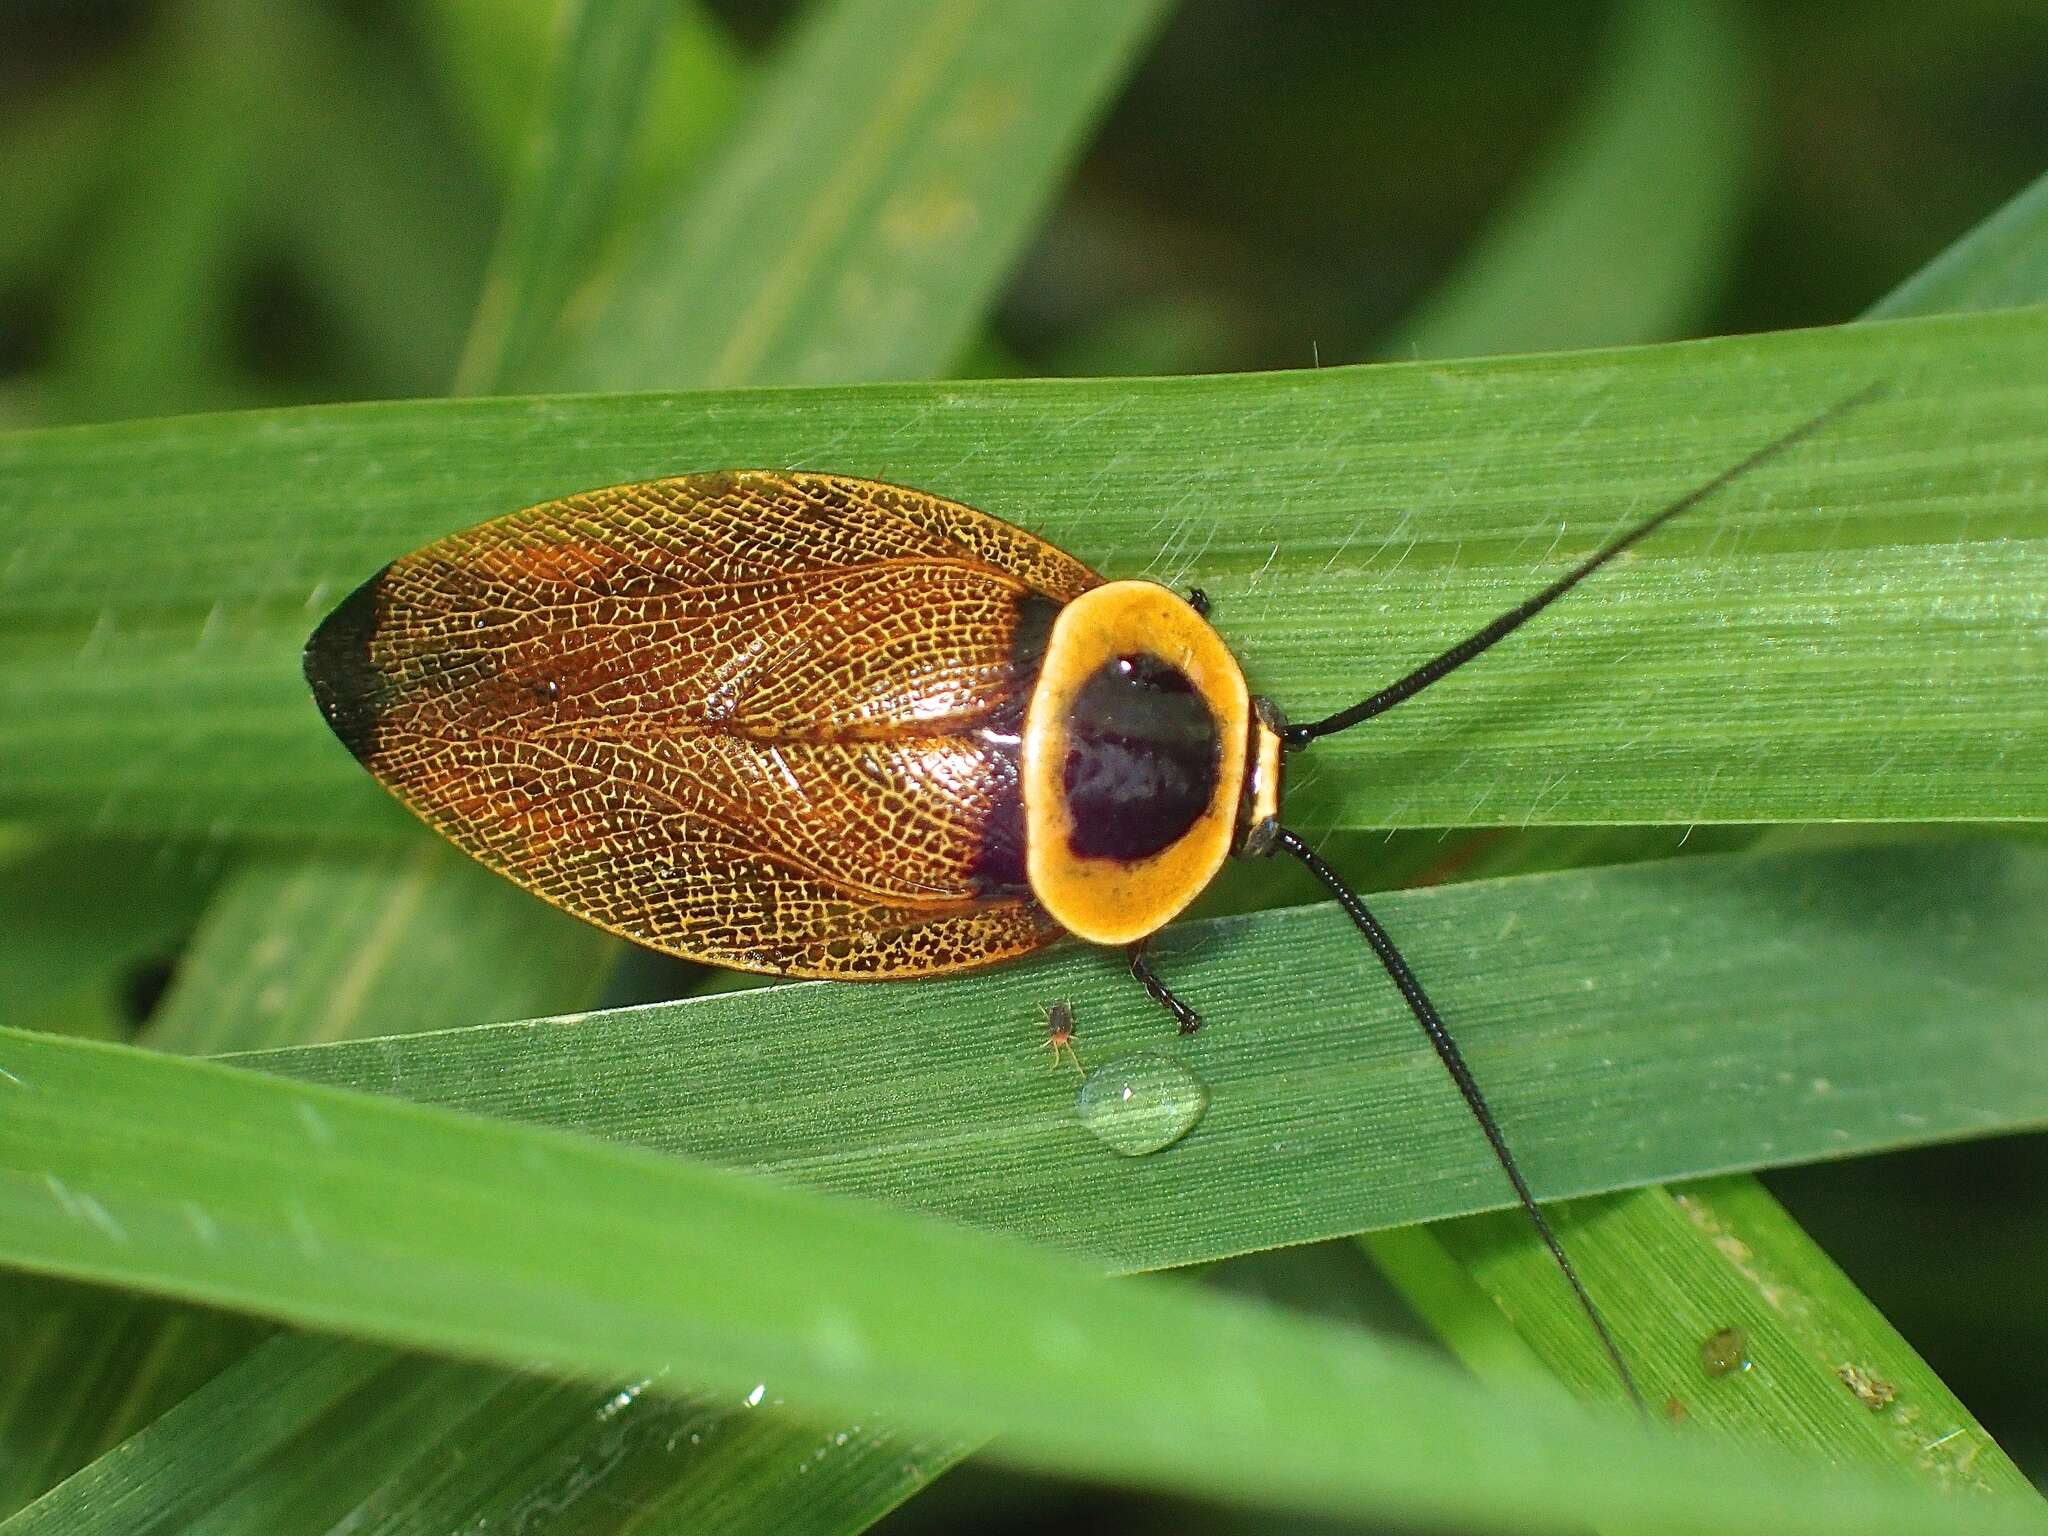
2,1,2044,1529
6,1,2044,423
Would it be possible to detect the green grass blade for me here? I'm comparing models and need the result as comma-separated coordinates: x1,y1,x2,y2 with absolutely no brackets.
43,0,265,423
16,840,2044,1529
0,844,619,1515
1428,1182,2034,1493
553,0,1170,388
0,1272,267,1517
144,842,616,1055
1378,161,2048,1450
454,0,681,394
1390,0,1758,359
3,1027,2046,1536
1869,172,2048,320
0,1335,423,1535
2,1331,961,1536
228,843,2048,1280
414,0,742,204
4,306,2043,837
5,5,1179,1529
0,838,213,1030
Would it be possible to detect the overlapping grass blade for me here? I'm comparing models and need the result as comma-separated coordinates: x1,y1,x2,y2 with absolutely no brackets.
145,842,617,1056
1374,164,2048,1454
1870,171,2048,320
1426,1180,2032,1492
454,0,686,394
0,841,619,1514
552,0,1170,388
3,1020,2047,1536
224,843,2048,1280
4,306,2043,839
1390,0,1757,359
0,2,1179,1528
0,1271,266,1518
416,0,738,189
14,840,2047,1530
2,1331,962,1536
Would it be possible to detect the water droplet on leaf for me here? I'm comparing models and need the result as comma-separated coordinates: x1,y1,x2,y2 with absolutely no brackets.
1074,1050,1207,1156
1699,1326,1751,1377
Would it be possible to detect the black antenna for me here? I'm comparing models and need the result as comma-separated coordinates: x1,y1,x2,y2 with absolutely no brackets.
1268,390,1880,1403
1284,385,1882,747
1274,825,1644,1410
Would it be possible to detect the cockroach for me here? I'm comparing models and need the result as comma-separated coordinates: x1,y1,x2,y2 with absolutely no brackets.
306,391,1872,1406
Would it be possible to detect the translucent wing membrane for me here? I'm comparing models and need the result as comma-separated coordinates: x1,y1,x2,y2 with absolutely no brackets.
305,472,1098,977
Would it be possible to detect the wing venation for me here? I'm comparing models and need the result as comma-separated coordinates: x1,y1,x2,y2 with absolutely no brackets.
306,472,1097,976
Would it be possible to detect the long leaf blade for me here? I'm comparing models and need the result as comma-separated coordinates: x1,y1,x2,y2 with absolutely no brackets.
3,306,2043,837
553,0,1170,388
1427,1180,2034,1493
0,1024,2043,1536
1,4,1186,1529
1385,160,2048,1434
231,842,2048,1275
29,839,2047,1531
453,0,683,394
1390,0,1758,359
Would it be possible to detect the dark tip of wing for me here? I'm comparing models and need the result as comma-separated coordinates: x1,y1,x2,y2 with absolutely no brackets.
303,563,395,764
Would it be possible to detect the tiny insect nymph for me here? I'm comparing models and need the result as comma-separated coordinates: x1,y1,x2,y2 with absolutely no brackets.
1042,1001,1082,1075
306,390,1875,1407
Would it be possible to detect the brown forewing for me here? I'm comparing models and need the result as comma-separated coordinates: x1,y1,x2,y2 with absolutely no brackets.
305,472,1100,977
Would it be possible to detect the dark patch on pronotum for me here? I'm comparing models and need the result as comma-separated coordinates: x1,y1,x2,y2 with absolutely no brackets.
1063,652,1220,863
302,562,394,764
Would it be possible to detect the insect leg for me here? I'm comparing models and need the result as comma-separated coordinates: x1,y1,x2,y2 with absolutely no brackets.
1128,942,1204,1035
